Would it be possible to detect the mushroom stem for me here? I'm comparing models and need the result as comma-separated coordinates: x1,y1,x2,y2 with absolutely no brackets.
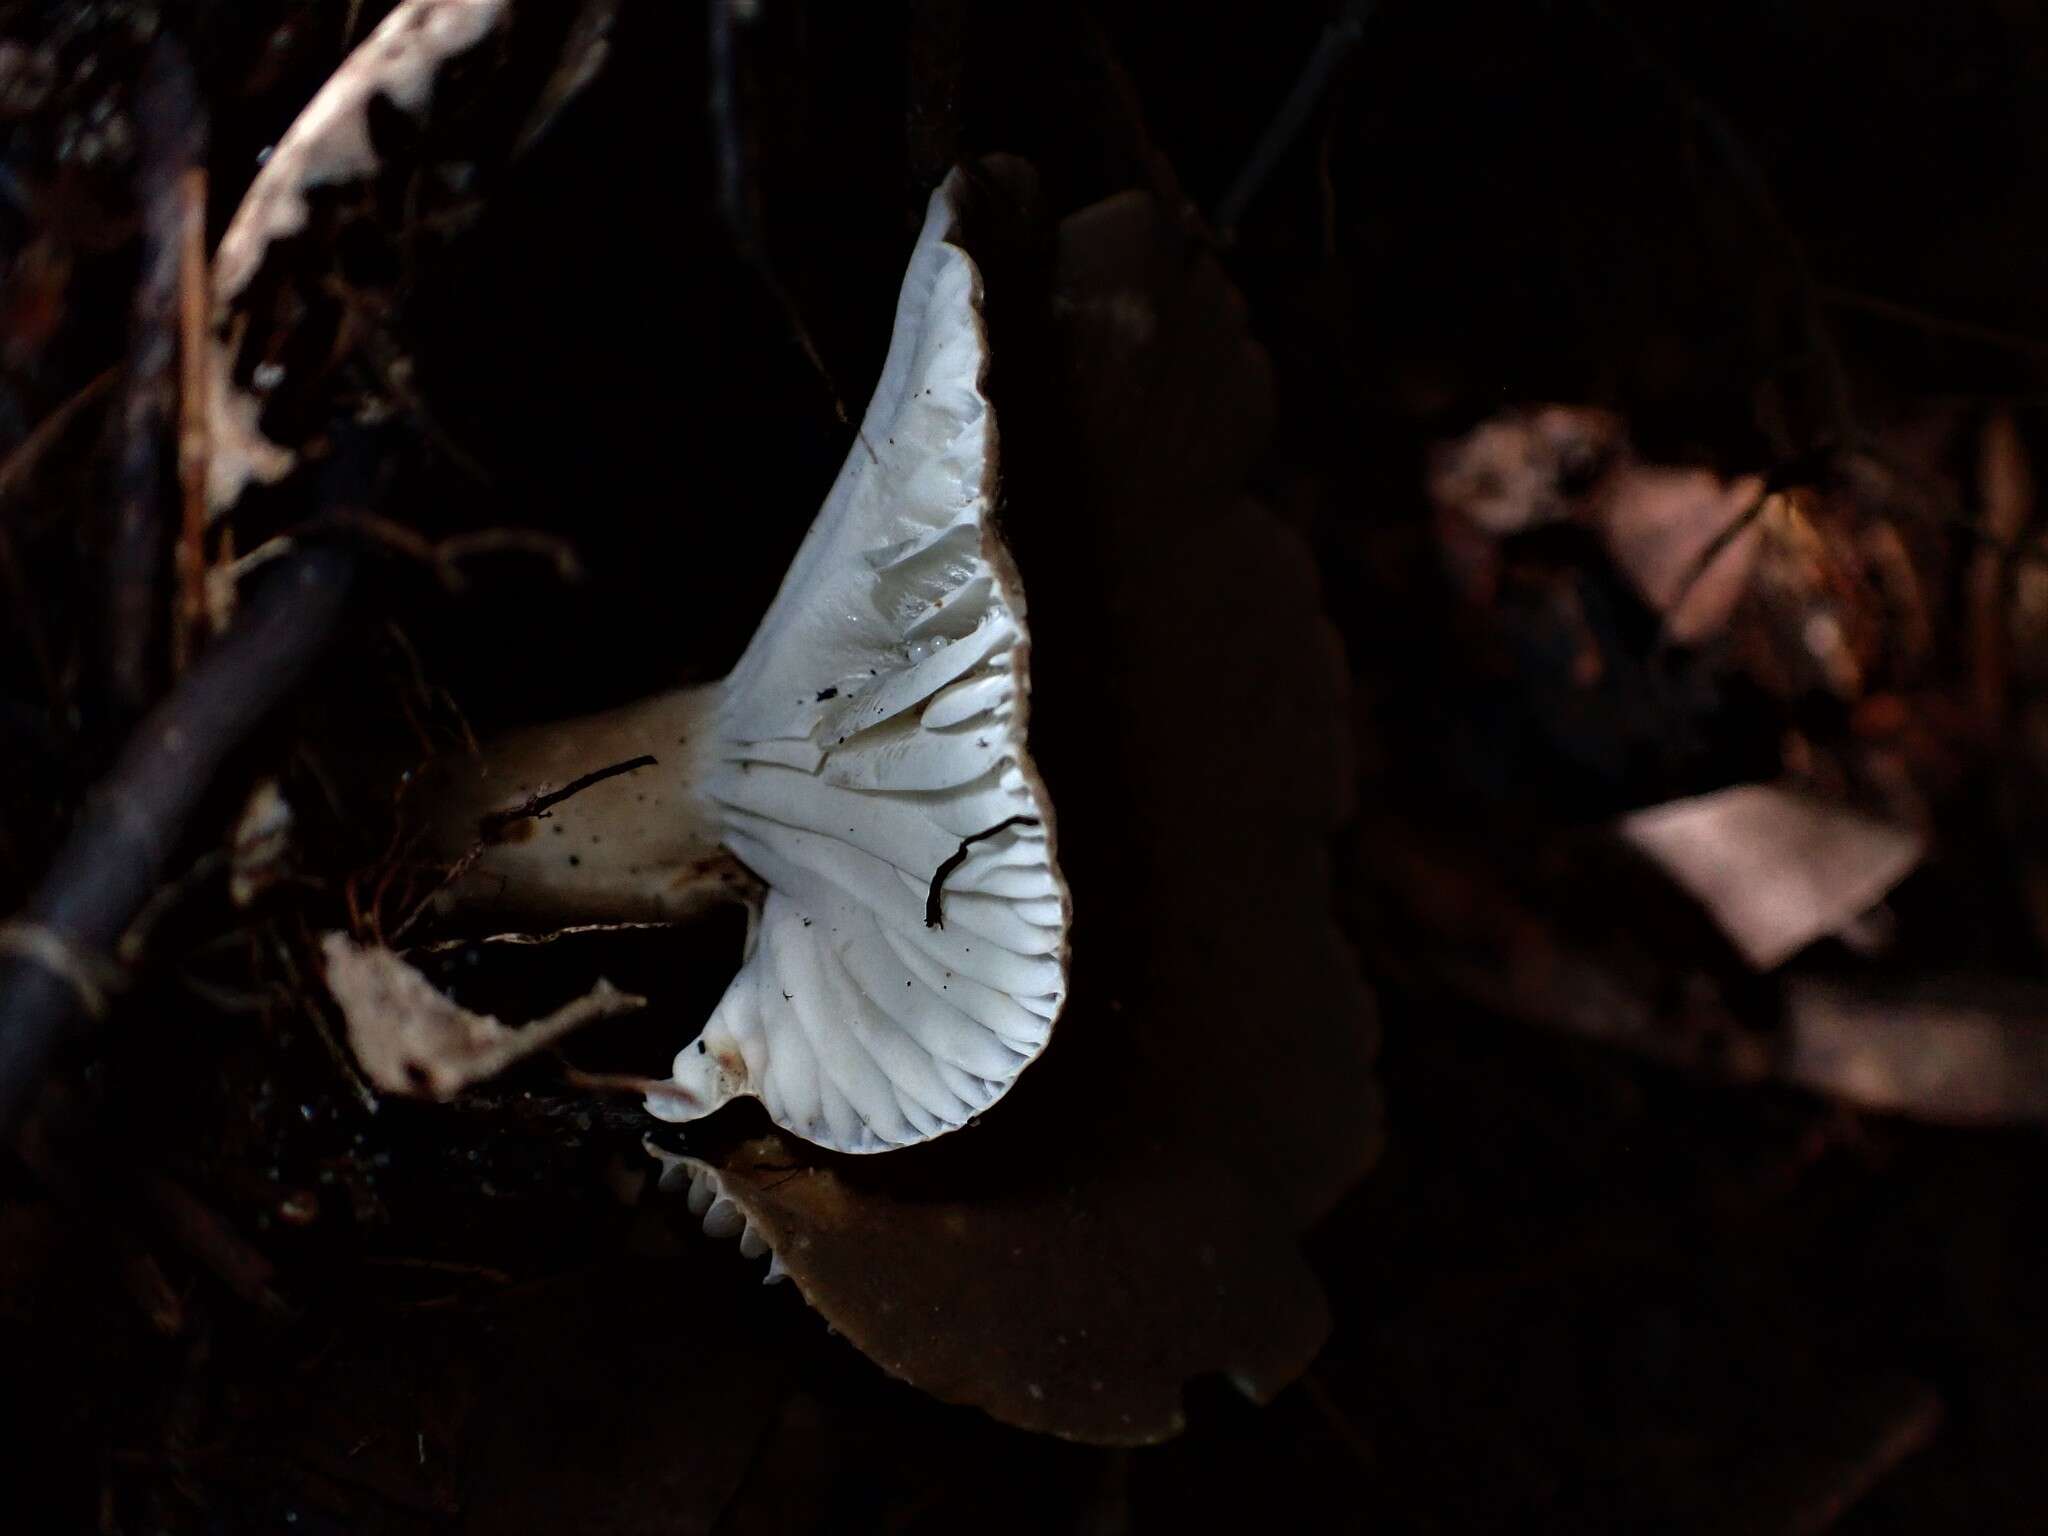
422,681,752,924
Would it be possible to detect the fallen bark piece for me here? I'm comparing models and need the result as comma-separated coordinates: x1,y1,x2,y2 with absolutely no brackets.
208,0,623,524
208,0,515,513
0,542,355,1139
321,933,645,1100
1617,783,1924,970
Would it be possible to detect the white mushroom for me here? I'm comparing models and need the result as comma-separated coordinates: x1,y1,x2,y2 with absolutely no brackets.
426,173,1071,1154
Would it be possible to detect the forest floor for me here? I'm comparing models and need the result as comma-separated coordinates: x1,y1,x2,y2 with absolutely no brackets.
7,2,2048,1530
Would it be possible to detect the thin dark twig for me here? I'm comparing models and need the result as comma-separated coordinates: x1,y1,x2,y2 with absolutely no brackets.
106,35,205,715
1297,1368,1380,1476
1578,0,1858,447
313,508,582,587
0,458,368,1138
135,1168,293,1319
0,525,51,694
512,0,621,159
14,1109,187,1335
708,0,754,265
558,1062,699,1114
364,1256,513,1284
925,815,1039,929
1784,1382,1944,1536
0,368,122,707
477,754,658,842
1655,484,1774,649
447,1086,668,1137
708,0,861,437
905,0,968,186
1821,284,2048,362
1661,451,2048,651
1214,0,1377,237
413,920,678,953
172,136,209,673
0,365,119,520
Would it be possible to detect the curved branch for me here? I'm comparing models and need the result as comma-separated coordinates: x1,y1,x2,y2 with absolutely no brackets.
0,536,356,1135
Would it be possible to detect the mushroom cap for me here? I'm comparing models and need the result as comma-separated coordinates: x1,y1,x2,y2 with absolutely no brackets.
649,173,1071,1153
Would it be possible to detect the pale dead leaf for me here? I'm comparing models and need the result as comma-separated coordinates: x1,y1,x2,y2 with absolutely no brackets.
1618,783,1925,970
1426,405,1624,535
320,932,645,1099
229,779,294,908
1599,466,1768,643
1785,977,2048,1125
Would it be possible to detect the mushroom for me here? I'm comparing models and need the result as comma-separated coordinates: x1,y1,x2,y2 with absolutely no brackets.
422,170,1071,1155
398,151,1379,1442
634,175,1382,1443
222,4,1379,1446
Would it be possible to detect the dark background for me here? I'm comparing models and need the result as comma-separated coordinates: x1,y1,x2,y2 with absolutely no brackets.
7,0,2048,1529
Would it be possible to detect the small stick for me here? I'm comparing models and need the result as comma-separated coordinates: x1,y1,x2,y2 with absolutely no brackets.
1655,484,1774,650
560,1063,699,1116
707,0,858,435
925,815,1039,929
512,0,621,159
1214,1,1377,238
108,36,206,711
0,367,120,705
1971,413,2031,730
135,1168,292,1318
1821,284,2048,361
172,157,210,673
316,507,583,588
14,1111,187,1336
0,368,118,511
364,1256,513,1284
476,754,658,842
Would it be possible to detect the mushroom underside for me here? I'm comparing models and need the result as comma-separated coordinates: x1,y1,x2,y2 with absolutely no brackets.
424,173,1071,1155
